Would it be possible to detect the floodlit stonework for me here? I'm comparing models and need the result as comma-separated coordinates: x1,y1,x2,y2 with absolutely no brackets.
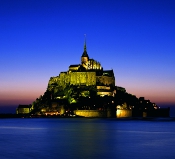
47,40,115,97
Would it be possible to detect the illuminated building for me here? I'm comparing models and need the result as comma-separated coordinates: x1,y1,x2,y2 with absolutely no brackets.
20,39,169,118
47,40,115,98
16,105,33,114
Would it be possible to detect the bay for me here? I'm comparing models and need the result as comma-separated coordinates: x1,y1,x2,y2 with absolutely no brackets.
0,118,175,159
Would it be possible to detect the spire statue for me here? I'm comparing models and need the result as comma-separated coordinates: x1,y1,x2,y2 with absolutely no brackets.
84,34,87,52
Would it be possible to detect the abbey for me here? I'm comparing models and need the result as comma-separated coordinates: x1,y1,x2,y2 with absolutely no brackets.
47,40,115,97
16,40,170,118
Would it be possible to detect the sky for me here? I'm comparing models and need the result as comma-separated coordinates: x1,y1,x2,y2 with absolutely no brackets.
0,0,175,113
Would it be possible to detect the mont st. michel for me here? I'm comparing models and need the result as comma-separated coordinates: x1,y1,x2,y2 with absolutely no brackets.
17,41,170,118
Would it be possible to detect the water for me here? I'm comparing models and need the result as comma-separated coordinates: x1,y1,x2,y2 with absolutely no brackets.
0,118,175,159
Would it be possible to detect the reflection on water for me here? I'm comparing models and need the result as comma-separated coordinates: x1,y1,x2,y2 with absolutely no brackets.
0,126,46,129
0,118,175,159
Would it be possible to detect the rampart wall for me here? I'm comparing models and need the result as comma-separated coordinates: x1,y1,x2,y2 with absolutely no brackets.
97,76,115,86
116,110,132,118
74,109,113,117
70,72,96,85
48,71,115,91
74,110,107,117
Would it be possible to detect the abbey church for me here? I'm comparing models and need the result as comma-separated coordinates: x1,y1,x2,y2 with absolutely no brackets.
47,40,115,97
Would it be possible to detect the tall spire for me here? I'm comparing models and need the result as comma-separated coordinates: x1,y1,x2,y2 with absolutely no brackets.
82,34,89,58
84,34,87,52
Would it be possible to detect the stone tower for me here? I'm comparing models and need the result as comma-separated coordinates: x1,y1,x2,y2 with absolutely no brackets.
81,38,89,69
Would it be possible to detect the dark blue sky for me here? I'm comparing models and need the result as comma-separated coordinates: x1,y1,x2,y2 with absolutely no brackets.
0,0,175,111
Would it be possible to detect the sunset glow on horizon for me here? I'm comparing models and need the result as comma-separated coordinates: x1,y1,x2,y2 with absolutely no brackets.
0,0,175,112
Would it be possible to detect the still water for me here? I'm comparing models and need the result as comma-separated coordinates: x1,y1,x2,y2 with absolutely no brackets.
0,118,175,159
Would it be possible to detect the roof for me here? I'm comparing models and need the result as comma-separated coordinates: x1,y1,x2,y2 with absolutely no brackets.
18,105,32,108
82,50,89,57
96,70,114,77
81,40,89,57
103,70,114,77
69,64,79,67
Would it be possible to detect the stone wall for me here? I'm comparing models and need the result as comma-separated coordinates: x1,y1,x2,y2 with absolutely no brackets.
74,110,107,117
58,72,70,87
70,72,96,86
97,91,113,96
97,86,111,90
116,109,132,118
97,76,115,86
48,70,115,92
16,108,30,114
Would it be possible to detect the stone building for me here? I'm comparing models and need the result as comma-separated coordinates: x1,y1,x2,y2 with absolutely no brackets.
16,105,33,114
47,40,115,97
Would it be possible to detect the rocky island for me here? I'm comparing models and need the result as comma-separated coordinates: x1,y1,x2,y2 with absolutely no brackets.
16,41,170,118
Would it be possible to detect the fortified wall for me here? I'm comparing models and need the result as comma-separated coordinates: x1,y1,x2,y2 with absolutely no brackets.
74,109,113,118
70,72,96,85
97,76,115,86
48,71,115,88
116,110,132,118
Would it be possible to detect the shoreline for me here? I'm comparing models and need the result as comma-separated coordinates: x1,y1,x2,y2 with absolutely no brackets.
0,113,175,121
